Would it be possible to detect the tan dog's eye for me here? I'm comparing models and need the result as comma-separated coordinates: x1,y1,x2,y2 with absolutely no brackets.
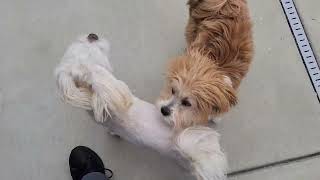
181,99,191,107
172,88,176,95
213,106,220,113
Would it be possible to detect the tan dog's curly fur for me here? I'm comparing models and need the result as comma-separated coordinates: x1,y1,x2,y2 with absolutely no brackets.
157,0,253,130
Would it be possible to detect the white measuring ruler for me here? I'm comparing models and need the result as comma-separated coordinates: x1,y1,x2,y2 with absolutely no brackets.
280,0,320,101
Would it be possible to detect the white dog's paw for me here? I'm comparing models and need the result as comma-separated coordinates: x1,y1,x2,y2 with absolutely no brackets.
105,127,119,137
209,115,222,124
109,131,117,136
108,130,121,139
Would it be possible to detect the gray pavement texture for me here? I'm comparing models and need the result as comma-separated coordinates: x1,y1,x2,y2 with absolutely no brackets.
0,0,319,180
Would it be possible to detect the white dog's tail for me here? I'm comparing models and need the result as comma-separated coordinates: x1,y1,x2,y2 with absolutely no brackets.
176,127,227,180
55,70,93,110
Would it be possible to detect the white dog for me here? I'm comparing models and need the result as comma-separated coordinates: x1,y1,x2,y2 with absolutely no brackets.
55,34,227,180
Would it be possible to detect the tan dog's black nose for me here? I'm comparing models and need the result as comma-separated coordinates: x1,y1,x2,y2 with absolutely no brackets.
161,106,171,116
87,33,99,42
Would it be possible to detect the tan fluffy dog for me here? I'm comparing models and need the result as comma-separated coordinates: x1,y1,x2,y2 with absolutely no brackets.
157,0,253,130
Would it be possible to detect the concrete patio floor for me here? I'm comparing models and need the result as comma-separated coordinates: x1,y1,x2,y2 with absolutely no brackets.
0,0,319,180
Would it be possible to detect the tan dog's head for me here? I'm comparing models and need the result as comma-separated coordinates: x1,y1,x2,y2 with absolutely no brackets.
157,55,237,130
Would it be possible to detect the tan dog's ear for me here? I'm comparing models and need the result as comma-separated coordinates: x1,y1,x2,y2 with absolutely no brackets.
226,89,238,107
215,80,238,113
223,76,237,107
211,88,237,114
223,75,233,87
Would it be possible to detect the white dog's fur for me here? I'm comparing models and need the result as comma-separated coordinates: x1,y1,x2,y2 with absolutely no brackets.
55,34,227,180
